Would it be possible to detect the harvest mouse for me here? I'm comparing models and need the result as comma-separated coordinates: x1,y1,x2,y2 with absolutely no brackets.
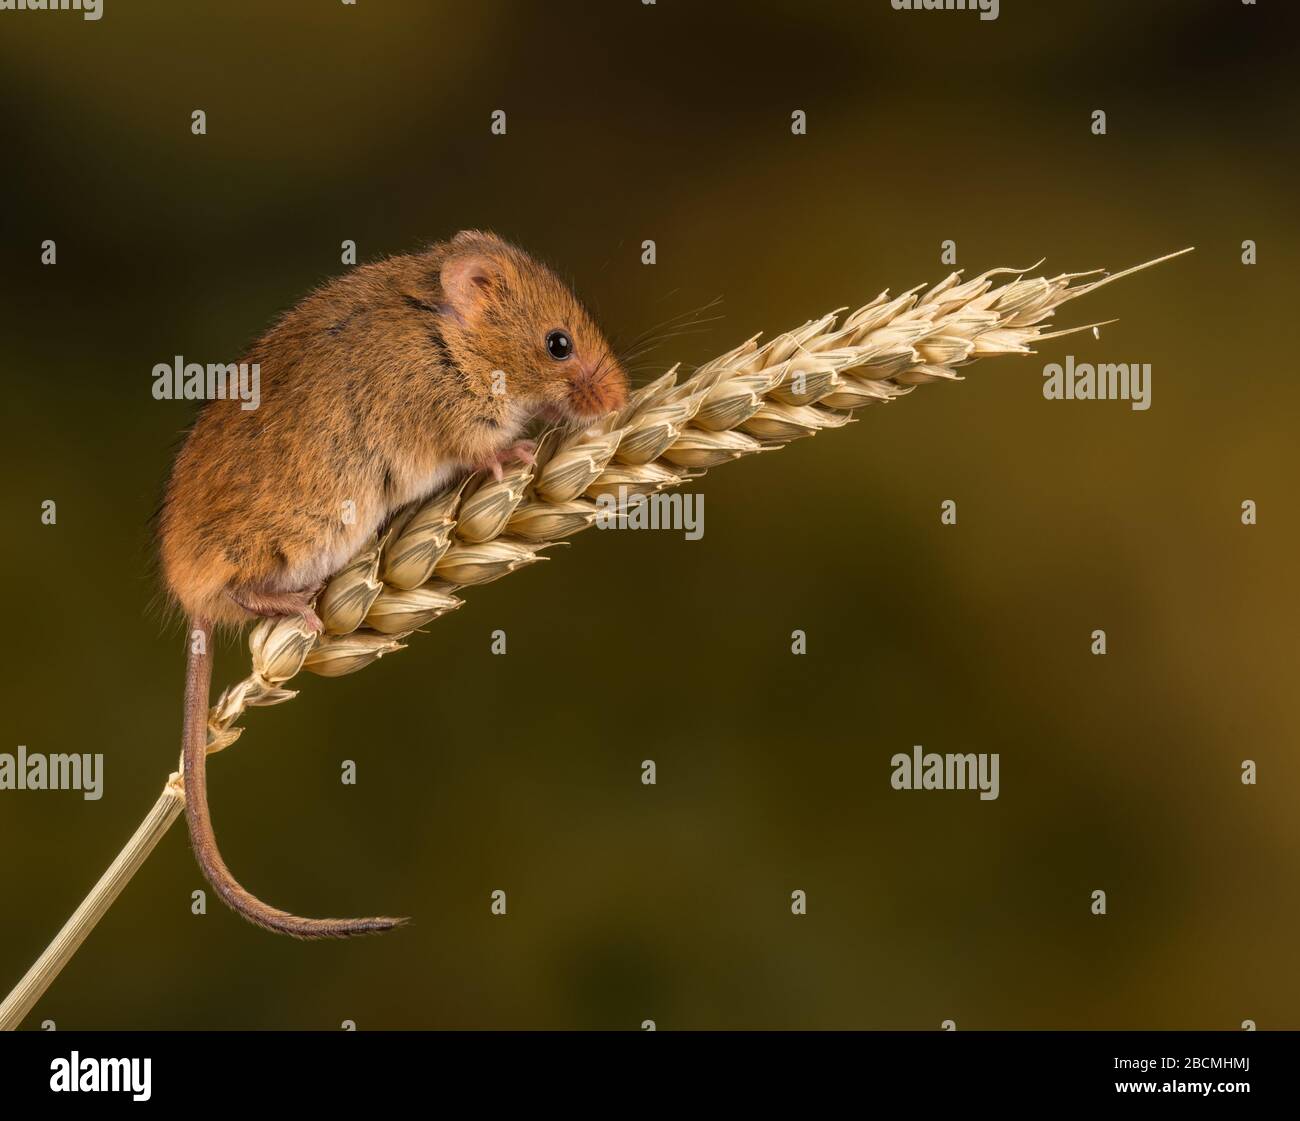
158,230,628,938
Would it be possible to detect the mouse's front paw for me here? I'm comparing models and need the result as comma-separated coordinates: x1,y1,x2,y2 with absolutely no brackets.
477,440,537,481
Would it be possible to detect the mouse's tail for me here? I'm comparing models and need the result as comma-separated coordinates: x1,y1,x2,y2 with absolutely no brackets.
182,615,408,939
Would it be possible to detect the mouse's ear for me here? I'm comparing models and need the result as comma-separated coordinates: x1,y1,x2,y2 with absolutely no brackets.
440,252,505,327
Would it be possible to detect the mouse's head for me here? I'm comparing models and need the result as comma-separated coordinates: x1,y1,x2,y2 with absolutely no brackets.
437,231,628,424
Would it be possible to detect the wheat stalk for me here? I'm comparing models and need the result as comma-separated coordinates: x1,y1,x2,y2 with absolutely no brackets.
0,776,185,1030
0,248,1190,1029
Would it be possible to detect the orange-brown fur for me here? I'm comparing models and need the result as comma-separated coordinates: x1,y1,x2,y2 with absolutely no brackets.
159,229,627,627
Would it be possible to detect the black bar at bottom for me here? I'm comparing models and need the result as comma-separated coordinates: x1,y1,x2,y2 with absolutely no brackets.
0,1029,1288,1107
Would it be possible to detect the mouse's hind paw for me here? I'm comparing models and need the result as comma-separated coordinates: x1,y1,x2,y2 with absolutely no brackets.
227,586,324,633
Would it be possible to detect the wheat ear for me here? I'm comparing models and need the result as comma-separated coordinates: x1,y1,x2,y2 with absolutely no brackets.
0,248,1190,1029
203,247,1193,742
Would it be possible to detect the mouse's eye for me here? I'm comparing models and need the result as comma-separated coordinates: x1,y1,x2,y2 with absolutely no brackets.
545,329,573,361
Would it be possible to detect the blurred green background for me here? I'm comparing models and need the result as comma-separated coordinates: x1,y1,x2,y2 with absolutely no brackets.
1,0,1297,1030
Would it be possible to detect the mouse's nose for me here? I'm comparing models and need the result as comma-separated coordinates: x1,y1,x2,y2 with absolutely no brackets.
569,355,628,417
596,359,629,412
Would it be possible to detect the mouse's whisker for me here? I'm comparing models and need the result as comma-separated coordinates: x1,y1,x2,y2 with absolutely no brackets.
621,314,726,350
617,323,722,366
614,296,724,352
